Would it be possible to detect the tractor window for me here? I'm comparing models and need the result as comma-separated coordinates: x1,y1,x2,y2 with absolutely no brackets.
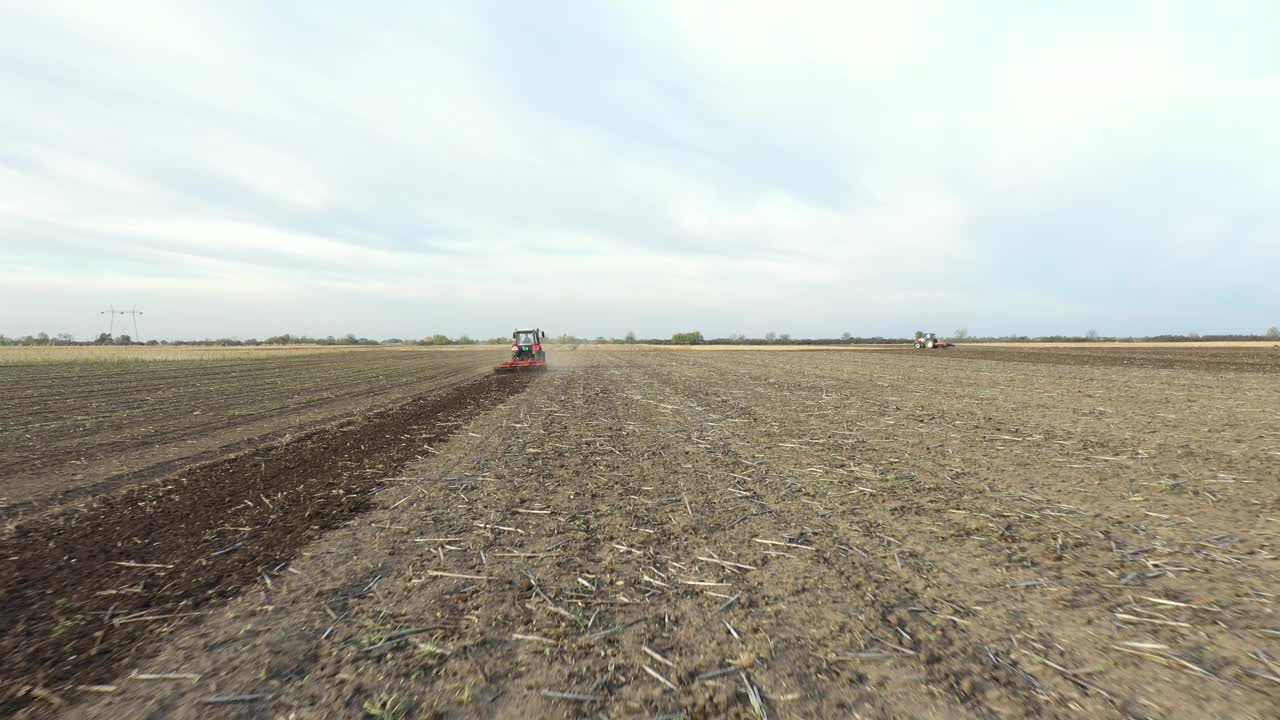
516,332,536,345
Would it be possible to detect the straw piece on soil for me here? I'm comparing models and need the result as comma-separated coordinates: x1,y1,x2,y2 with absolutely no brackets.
512,633,557,644
643,645,676,668
541,689,603,702
643,664,679,692
199,693,272,705
419,570,496,581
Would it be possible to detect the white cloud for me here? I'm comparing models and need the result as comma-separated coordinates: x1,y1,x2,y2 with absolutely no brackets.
1,1,1277,339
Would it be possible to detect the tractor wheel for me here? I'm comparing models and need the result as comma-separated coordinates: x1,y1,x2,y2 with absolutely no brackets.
926,339,936,349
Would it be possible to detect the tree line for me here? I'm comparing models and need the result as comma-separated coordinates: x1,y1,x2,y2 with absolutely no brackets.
0,333,509,347
4,327,1278,347
640,328,1280,345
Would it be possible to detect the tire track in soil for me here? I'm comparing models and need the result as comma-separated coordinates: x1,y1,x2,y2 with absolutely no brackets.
0,372,534,717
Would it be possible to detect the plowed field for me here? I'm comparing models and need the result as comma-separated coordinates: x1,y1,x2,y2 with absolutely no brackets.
0,347,504,515
3,345,1278,718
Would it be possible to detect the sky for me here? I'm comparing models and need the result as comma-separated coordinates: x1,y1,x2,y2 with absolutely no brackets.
1,1,1278,341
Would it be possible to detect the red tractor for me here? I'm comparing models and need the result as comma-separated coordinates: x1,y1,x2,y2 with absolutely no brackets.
494,328,548,373
914,332,954,349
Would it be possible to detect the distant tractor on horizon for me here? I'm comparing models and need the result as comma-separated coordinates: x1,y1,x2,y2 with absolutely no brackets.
914,332,955,349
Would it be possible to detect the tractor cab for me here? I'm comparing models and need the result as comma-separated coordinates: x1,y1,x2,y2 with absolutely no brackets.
511,328,545,361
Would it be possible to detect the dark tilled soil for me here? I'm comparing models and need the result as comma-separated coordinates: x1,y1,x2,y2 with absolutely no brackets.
931,345,1280,373
0,372,532,716
0,349,503,513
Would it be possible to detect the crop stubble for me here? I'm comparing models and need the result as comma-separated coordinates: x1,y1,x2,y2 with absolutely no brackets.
41,345,1280,719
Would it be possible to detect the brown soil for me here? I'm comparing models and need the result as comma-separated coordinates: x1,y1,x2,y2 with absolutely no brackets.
0,349,502,516
922,345,1280,373
0,372,532,717
43,346,1278,719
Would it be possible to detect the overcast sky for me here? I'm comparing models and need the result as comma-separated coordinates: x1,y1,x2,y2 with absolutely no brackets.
2,1,1277,341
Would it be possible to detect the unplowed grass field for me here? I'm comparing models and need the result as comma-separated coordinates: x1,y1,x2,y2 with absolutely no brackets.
3,345,1278,718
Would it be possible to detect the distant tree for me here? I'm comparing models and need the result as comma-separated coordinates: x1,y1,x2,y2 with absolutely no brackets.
456,335,476,345
1086,329,1099,341
841,331,853,341
765,331,778,343
382,338,404,344
954,328,969,339
95,332,112,344
624,330,636,344
671,331,704,345
779,332,791,343
54,332,75,344
145,339,160,346
1187,331,1201,340
732,333,747,343
914,330,925,339
594,336,607,344
1266,326,1279,338
430,334,452,345
114,334,132,345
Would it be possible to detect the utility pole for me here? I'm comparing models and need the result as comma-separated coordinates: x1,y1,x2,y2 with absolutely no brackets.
100,304,116,337
99,305,143,342
130,305,142,342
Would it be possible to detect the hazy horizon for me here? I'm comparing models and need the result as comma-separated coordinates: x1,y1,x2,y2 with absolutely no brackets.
4,327,1278,345
3,2,1278,341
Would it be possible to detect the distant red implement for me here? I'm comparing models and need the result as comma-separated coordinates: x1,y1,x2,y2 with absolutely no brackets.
495,327,549,374
493,358,547,373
